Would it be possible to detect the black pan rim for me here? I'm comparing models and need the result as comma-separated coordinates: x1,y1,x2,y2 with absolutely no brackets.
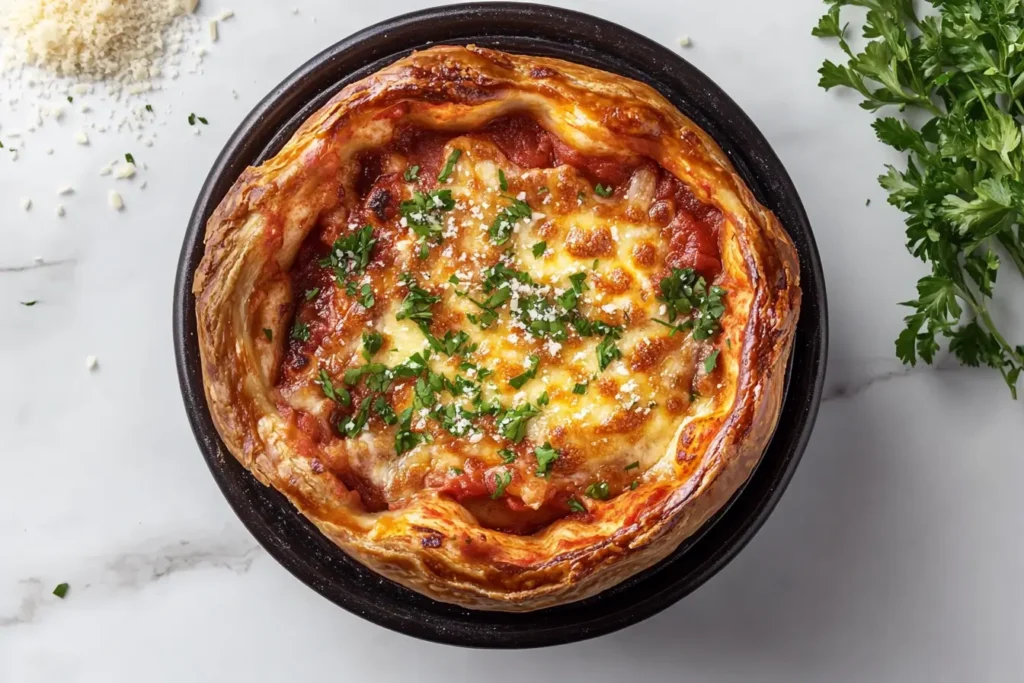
173,1,828,649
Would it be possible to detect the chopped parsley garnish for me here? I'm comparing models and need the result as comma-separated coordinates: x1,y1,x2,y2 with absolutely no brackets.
450,466,464,475
316,369,352,406
67,96,73,103
362,332,384,360
198,115,208,124
125,153,135,165
703,349,720,374
145,104,153,112
499,448,517,464
654,267,727,340
625,461,640,471
488,196,532,245
20,300,38,306
577,190,586,203
358,283,375,309
509,355,540,389
320,225,376,285
435,329,475,356
594,184,613,198
534,442,560,476
396,274,440,325
395,406,433,454
596,334,622,371
263,328,273,341
498,168,508,192
567,498,586,513
404,165,420,182
188,113,208,125
52,582,69,598
304,287,320,301
572,382,588,395
585,481,610,500
498,403,541,443
491,470,513,499
291,321,310,342
538,186,549,195
537,391,550,406
438,148,462,183
343,396,373,437
630,480,639,490
400,189,455,257
532,241,547,257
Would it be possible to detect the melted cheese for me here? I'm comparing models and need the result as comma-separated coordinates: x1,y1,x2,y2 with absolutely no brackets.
285,135,717,510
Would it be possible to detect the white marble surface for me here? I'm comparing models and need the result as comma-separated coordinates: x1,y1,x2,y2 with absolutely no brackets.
3,1,1023,681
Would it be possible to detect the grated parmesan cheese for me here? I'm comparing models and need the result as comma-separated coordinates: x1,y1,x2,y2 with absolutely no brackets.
0,0,198,80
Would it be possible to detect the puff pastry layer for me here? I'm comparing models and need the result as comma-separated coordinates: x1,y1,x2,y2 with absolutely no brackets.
194,45,800,610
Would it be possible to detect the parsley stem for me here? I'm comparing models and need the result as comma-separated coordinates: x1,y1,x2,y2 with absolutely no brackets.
957,285,1024,366
997,232,1024,279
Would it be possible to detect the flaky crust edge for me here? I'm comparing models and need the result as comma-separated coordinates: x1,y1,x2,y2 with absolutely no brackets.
192,45,801,611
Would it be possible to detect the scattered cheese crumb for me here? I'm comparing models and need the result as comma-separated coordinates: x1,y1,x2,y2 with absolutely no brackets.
208,19,219,42
74,130,89,145
57,185,74,195
20,197,32,211
56,204,65,217
679,35,692,47
114,163,136,179
85,355,98,371
108,190,124,211
46,148,54,155
218,9,235,21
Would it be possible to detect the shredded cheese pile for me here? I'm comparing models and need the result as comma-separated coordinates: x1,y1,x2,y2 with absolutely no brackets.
0,0,199,81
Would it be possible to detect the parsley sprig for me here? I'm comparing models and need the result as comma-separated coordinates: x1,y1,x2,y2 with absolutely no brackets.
814,0,1024,397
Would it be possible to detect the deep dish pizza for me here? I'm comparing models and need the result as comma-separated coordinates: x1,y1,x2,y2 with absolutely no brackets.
193,45,800,611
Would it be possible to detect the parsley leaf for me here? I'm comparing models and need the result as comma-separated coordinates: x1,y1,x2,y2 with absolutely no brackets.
815,1,1024,397
489,196,532,245
573,382,588,394
594,184,613,198
491,470,513,499
499,448,517,464
291,321,310,342
498,403,540,443
585,481,610,500
499,169,508,192
596,334,622,371
362,332,384,360
316,369,352,406
567,498,586,513
703,349,720,374
320,225,376,284
438,148,462,183
532,241,547,257
509,355,540,389
400,190,455,256
263,328,273,341
304,287,320,301
404,165,420,182
534,442,559,476
625,461,640,471
52,582,69,598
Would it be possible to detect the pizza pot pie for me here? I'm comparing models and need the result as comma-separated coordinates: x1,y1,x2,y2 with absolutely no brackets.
193,45,800,611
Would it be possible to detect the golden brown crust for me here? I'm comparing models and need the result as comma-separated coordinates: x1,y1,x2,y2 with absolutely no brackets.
193,45,800,610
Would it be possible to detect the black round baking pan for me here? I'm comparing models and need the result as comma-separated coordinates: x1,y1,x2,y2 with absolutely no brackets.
173,2,827,649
